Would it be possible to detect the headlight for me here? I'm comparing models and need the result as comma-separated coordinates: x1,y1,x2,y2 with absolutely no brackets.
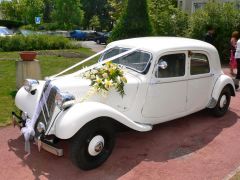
23,79,39,94
37,122,46,133
55,91,75,110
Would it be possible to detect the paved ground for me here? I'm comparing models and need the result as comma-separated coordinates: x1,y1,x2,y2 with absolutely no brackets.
1,68,240,180
80,41,106,52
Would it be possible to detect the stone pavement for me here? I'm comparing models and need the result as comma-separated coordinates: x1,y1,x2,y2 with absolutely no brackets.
0,69,239,180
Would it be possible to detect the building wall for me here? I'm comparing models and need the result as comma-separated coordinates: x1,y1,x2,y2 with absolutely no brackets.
178,0,238,14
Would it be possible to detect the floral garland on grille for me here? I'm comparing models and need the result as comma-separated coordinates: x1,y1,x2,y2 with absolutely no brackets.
82,62,127,98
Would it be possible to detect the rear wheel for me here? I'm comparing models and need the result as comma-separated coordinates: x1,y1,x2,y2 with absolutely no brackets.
70,120,115,170
212,86,231,117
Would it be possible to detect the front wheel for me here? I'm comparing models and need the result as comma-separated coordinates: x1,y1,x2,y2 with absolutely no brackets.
212,87,231,117
70,120,115,170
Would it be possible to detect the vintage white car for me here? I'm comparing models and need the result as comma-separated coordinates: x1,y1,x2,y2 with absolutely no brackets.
13,37,236,170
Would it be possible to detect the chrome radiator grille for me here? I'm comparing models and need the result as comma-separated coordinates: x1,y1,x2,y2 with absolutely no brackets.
34,82,58,136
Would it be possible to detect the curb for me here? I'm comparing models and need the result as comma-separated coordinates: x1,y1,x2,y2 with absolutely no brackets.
223,165,240,180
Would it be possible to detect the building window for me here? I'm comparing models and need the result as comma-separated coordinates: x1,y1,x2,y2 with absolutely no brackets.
236,2,240,10
178,0,183,9
192,2,206,13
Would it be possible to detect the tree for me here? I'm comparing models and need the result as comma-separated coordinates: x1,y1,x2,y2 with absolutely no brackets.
0,0,44,24
89,15,101,30
42,0,55,23
22,0,44,24
107,0,125,28
110,0,152,41
81,0,113,30
0,0,24,21
148,0,188,36
53,0,84,29
188,1,240,61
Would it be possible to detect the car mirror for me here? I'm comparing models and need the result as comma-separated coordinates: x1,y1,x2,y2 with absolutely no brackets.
158,60,168,70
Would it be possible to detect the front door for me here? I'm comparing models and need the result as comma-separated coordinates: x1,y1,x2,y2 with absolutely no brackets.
142,52,188,121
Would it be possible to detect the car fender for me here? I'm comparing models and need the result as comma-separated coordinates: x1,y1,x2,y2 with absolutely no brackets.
15,81,45,118
211,74,235,101
54,102,152,139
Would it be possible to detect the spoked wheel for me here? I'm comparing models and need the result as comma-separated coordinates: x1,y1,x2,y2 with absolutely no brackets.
212,87,231,117
70,120,115,170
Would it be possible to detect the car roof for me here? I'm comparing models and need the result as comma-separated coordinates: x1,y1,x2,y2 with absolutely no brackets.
107,37,217,54
107,37,222,74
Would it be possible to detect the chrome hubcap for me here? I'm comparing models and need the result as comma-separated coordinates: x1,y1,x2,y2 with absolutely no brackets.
95,142,104,153
88,135,104,156
219,95,227,108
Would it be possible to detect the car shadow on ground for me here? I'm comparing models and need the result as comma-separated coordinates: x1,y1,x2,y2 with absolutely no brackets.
7,109,239,180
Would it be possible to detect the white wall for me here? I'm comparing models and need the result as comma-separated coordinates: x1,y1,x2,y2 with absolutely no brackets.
178,0,238,14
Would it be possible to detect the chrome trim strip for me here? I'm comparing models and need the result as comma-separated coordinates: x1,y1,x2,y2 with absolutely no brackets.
45,110,61,135
188,74,214,80
40,103,48,125
43,93,50,118
152,74,214,84
152,78,187,84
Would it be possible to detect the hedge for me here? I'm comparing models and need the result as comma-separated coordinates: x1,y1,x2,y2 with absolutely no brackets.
0,20,24,29
0,34,75,51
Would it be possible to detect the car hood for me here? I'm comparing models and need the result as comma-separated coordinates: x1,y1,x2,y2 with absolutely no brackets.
51,72,140,111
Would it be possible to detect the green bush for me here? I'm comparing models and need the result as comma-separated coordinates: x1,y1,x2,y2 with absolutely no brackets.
21,23,74,31
0,20,24,28
148,0,189,37
187,2,240,62
0,34,75,51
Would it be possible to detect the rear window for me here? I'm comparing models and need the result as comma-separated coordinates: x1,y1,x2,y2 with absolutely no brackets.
190,53,210,75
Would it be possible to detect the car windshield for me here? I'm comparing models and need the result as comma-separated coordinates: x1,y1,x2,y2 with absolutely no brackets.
0,28,11,35
100,47,152,73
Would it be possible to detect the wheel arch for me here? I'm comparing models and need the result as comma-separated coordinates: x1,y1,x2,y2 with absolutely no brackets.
225,83,235,97
54,102,152,139
212,75,235,101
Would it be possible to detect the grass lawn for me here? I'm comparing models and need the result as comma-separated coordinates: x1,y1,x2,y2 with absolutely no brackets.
231,172,240,180
231,173,240,180
0,48,94,126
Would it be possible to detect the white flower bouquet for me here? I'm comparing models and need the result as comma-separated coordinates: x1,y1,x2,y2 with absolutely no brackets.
83,62,127,97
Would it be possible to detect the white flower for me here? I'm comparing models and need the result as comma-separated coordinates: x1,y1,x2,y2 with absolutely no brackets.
92,69,98,74
85,71,91,79
96,76,103,84
104,79,113,89
90,75,95,79
117,76,121,83
99,89,108,97
93,83,99,89
102,73,108,79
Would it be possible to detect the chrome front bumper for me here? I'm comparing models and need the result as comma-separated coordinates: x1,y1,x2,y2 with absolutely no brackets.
12,112,63,157
34,138,63,156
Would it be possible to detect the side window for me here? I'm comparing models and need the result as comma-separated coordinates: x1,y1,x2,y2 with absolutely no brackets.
155,53,186,78
190,53,210,75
